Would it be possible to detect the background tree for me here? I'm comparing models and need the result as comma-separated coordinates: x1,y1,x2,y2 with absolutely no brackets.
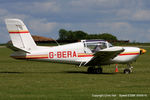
58,29,117,41
59,29,87,41
59,29,68,40
73,31,87,40
98,33,117,41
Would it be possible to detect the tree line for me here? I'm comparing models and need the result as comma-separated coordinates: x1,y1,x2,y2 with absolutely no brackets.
58,29,117,41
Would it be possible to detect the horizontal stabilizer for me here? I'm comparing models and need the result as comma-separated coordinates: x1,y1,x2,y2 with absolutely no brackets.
6,43,30,53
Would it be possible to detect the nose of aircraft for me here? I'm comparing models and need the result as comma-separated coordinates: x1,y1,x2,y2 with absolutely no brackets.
140,48,147,54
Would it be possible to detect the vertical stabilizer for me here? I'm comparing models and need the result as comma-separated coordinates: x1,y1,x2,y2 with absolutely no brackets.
5,19,37,51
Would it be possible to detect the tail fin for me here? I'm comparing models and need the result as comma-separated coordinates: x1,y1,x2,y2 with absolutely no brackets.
5,19,37,52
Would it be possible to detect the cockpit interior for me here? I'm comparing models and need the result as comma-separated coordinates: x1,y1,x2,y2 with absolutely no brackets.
81,40,113,53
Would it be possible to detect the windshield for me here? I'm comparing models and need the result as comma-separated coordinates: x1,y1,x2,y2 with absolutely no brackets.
86,42,107,53
108,43,113,47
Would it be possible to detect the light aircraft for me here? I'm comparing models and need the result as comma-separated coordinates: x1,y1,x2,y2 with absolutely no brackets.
5,19,146,74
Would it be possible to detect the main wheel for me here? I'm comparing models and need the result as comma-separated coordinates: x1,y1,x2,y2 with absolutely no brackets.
95,68,103,74
124,69,131,74
87,67,94,73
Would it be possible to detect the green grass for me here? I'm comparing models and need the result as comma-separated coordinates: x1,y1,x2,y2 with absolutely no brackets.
0,47,150,100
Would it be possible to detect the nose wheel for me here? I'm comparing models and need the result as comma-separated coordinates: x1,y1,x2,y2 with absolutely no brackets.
124,64,133,74
124,69,131,74
87,66,103,74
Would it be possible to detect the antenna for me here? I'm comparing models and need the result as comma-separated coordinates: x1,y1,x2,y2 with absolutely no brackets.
50,37,60,46
54,39,60,46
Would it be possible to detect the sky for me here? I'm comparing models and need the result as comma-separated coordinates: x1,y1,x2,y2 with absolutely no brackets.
0,0,150,43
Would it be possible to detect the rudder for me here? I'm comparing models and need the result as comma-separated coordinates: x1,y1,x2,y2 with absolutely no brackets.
5,19,37,51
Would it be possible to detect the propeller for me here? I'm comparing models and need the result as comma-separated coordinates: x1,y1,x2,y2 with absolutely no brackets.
140,48,146,55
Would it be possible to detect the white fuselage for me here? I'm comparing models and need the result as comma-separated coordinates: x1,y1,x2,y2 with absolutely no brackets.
5,19,146,70
111,47,140,63
11,42,141,66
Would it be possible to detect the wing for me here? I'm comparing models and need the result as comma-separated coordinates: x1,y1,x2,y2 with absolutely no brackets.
84,47,124,66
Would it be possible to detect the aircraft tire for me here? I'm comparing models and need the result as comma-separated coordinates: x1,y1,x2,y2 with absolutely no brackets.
87,67,103,74
87,67,94,73
95,68,103,74
124,69,131,74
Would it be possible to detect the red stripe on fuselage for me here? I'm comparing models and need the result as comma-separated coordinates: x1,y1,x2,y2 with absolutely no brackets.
11,55,48,59
119,53,139,56
27,57,48,59
78,55,93,57
12,52,139,60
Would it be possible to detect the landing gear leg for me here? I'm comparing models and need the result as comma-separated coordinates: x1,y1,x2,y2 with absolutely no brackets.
124,64,133,74
87,66,103,74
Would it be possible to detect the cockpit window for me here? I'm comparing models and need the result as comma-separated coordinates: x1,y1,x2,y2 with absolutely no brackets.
108,43,113,47
86,42,107,53
86,43,96,50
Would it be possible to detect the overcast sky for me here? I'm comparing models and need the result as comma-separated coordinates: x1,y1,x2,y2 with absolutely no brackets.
0,0,150,43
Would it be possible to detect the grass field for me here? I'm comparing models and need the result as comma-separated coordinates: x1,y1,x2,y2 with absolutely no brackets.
0,47,150,100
